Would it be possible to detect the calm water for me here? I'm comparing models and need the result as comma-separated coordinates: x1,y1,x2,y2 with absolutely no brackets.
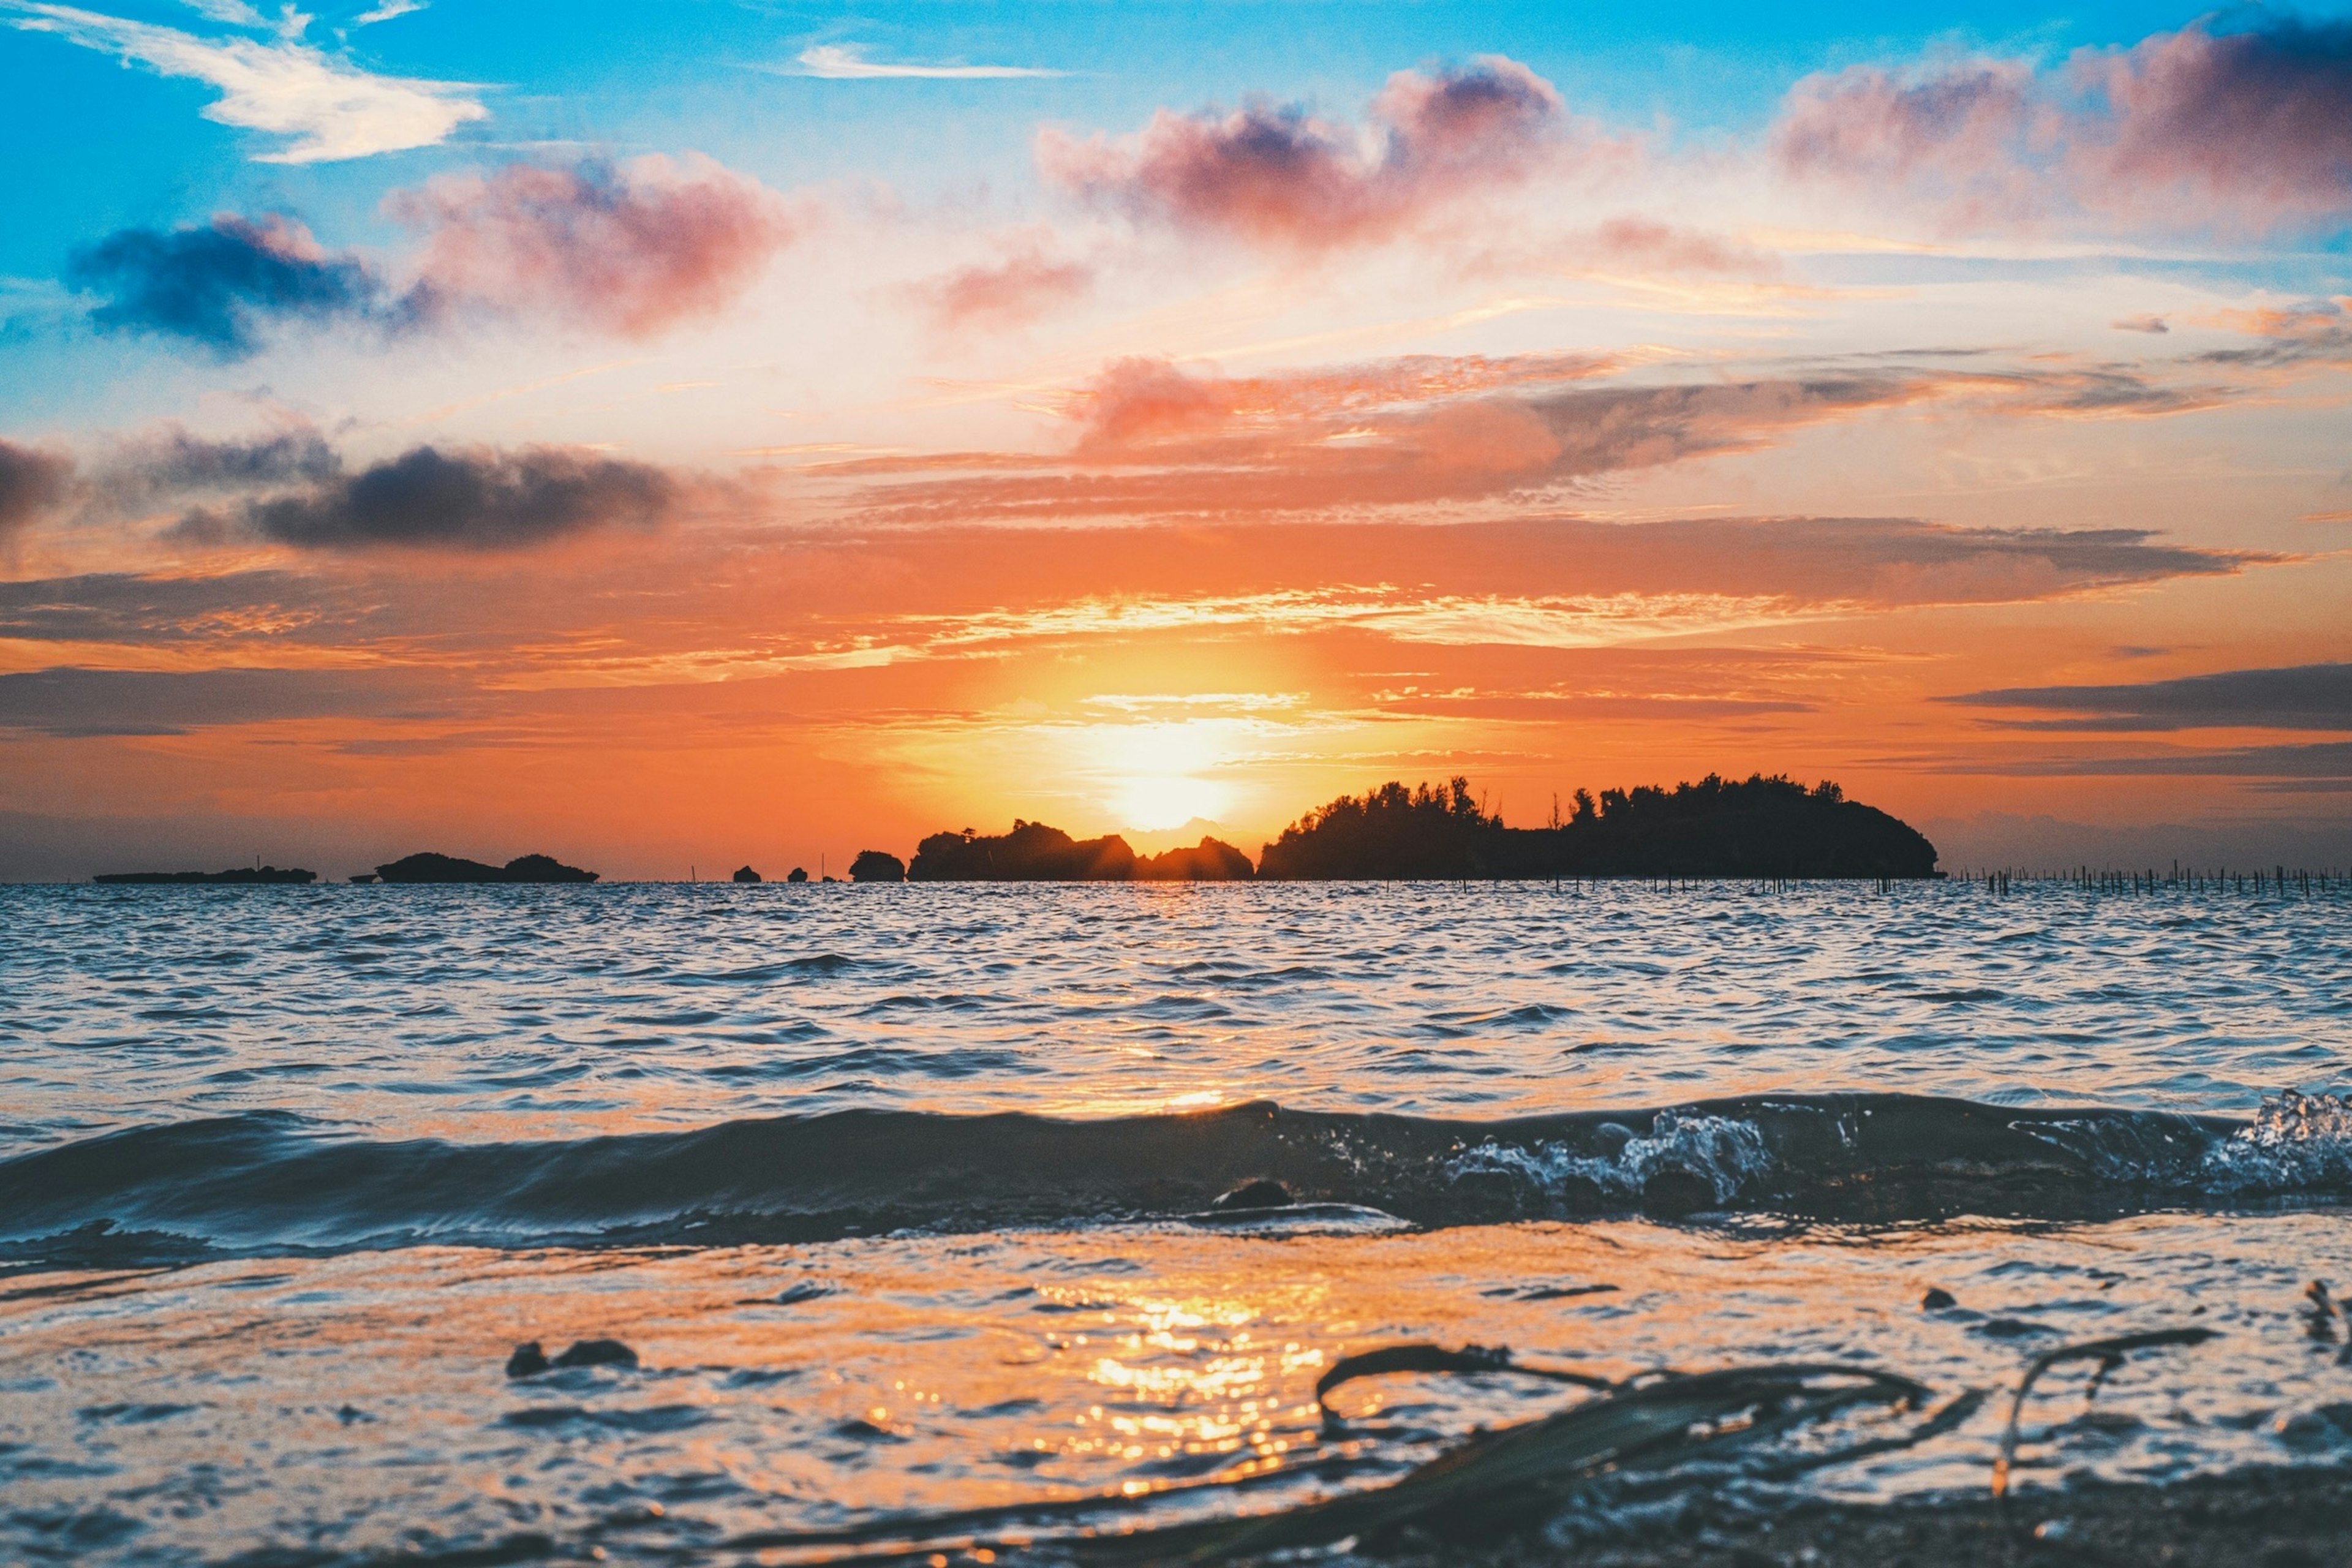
3,882,2350,1564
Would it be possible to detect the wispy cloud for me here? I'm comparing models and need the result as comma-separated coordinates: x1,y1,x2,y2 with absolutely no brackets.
791,43,1062,80
352,0,423,23
1,1,485,162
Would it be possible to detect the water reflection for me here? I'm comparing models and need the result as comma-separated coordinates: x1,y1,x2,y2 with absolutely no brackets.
4,1212,2349,1562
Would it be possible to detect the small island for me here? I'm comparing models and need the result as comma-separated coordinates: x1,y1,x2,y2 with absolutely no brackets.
368,852,600,884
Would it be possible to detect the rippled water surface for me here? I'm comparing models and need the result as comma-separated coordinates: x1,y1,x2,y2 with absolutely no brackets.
3,882,2350,1565
5,881,2349,1144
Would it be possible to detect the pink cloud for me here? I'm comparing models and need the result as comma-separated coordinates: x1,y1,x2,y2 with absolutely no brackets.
391,154,796,337
1774,21,2352,235
914,249,1095,331
1036,56,1597,250
830,353,1931,524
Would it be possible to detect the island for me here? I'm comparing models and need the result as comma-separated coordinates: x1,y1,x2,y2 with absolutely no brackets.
93,866,317,884
904,821,1256,881
848,850,907,882
370,852,600,884
1257,774,1937,880
873,775,1934,883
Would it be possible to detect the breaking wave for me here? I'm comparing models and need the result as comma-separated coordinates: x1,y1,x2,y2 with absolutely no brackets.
4,1091,2348,1269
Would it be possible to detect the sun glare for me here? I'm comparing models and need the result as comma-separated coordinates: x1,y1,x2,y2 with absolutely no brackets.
1115,772,1231,833
1083,722,1238,832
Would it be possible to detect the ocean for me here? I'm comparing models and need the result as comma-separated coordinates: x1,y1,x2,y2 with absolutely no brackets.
3,880,2349,1564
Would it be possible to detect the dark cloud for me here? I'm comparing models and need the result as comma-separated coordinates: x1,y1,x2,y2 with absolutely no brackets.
0,666,459,737
67,216,383,358
0,439,75,540
205,445,680,552
1945,663,2352,731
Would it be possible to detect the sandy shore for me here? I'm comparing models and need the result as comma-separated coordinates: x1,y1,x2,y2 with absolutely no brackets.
1363,1465,2352,1568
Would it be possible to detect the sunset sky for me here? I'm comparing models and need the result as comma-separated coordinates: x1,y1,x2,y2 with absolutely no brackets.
2,1,2350,879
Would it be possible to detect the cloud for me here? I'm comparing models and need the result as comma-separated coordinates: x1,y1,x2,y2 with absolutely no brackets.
1944,663,2352,731
352,0,423,23
827,347,2237,527
0,665,457,736
187,444,680,551
88,424,341,512
1774,20,2352,235
0,439,75,540
64,154,794,355
793,43,1063,80
0,568,358,644
2112,314,2168,334
1038,56,1590,249
67,214,381,356
1,2,487,162
2194,298,2352,368
390,155,796,338
839,353,1943,524
1934,739,2352,782
911,249,1093,331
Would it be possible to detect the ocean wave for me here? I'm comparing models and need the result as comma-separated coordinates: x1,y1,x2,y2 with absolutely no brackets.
2,1092,2346,1269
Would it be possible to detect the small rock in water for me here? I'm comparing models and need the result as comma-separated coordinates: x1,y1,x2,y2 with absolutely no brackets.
505,1338,639,1377
1921,1287,1958,1311
1211,1178,1293,1212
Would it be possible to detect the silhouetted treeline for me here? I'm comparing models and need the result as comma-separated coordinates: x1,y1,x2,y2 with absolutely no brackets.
1257,774,1937,880
93,866,317,885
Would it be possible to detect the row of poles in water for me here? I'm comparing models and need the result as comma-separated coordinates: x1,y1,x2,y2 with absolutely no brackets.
1967,864,2343,896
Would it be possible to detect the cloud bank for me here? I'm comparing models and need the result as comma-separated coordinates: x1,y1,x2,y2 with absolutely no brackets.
1775,20,2352,235
1947,663,2352,731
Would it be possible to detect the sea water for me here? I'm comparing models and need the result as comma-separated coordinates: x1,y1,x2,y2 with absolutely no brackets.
2,881,2349,1563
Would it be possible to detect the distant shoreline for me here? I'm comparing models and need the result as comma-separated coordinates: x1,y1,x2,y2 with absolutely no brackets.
83,773,1945,886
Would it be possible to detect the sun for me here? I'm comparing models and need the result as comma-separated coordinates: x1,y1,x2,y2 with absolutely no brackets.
1114,772,1232,833
1080,721,1237,832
